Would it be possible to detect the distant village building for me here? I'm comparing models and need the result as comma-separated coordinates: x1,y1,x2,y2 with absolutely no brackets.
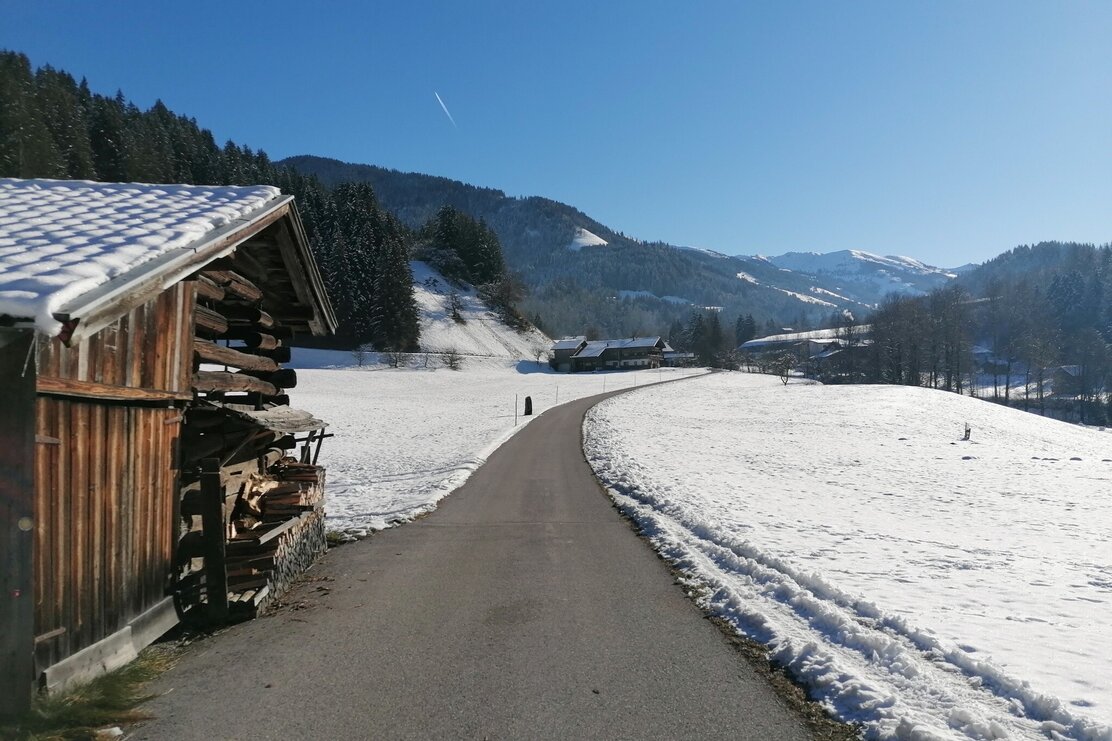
549,336,671,372
0,179,336,713
740,325,872,381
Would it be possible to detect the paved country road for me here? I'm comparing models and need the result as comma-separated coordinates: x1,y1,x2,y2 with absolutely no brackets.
135,388,820,740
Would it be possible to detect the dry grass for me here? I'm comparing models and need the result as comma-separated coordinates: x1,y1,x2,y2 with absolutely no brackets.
0,645,180,741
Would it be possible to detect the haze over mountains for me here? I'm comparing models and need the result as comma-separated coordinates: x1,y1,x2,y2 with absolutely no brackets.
280,155,961,335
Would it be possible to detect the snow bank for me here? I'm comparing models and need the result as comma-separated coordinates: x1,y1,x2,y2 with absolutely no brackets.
585,373,1112,740
566,227,608,251
0,178,279,333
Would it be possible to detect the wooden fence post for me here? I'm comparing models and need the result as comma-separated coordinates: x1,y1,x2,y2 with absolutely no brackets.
200,458,228,623
0,329,37,717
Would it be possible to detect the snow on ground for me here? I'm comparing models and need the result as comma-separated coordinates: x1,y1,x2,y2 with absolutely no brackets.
775,286,838,307
289,351,701,536
566,227,608,251
585,373,1112,740
410,261,551,358
737,271,760,284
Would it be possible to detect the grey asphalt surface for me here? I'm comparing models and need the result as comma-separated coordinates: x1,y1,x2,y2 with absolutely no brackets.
136,388,813,740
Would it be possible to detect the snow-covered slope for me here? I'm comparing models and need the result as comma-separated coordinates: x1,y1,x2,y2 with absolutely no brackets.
586,374,1112,740
411,261,550,359
755,249,955,300
566,227,608,251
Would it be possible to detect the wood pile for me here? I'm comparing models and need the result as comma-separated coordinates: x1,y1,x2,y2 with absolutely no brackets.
174,242,330,624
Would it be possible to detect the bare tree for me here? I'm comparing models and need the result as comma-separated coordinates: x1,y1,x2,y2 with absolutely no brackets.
442,348,463,370
448,291,465,323
385,350,407,368
350,344,369,367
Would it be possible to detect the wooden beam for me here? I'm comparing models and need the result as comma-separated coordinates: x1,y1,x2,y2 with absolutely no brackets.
220,305,275,330
201,270,263,303
193,339,279,373
193,275,225,303
0,330,35,717
200,459,229,622
240,367,297,389
192,371,278,396
194,305,229,338
223,330,281,350
36,375,192,403
247,345,292,364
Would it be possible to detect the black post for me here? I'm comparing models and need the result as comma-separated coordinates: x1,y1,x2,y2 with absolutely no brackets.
524,396,533,416
200,458,229,622
0,330,36,717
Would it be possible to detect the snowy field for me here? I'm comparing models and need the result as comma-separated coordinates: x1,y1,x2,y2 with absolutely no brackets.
287,259,702,535
585,373,1111,741
289,350,700,537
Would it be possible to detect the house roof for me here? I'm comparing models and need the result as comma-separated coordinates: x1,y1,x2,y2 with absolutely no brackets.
551,336,587,351
572,336,666,358
0,179,328,339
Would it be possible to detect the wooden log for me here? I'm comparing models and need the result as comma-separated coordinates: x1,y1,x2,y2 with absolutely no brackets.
195,305,229,337
209,250,268,284
193,371,278,396
201,270,263,303
220,305,275,330
223,330,280,350
194,275,225,303
193,339,279,373
241,367,297,389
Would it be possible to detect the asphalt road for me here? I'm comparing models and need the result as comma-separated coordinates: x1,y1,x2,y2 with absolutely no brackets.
136,388,814,740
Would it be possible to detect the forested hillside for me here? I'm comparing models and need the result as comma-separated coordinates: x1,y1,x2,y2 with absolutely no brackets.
280,155,900,338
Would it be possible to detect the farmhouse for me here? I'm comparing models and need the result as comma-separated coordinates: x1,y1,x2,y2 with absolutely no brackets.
549,336,671,372
0,179,336,714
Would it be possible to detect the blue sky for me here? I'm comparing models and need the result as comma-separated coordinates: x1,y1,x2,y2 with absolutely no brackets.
2,1,1110,266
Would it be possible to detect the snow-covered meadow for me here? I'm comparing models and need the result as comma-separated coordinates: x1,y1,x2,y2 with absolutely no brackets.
585,373,1112,741
286,260,702,535
288,353,696,536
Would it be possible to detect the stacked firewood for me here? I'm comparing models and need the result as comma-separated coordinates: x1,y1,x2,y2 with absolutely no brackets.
175,248,327,621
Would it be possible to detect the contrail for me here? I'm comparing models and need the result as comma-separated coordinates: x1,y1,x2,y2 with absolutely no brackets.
434,91,457,128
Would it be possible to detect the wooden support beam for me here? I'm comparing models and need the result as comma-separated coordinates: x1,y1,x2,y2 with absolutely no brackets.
0,330,35,717
193,339,279,373
37,375,192,403
195,305,229,338
200,459,229,622
193,371,278,396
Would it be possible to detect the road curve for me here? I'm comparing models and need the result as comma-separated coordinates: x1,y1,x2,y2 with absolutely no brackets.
136,388,814,740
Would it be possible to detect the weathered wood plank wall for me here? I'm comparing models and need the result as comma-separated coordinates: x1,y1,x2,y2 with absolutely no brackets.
31,282,194,672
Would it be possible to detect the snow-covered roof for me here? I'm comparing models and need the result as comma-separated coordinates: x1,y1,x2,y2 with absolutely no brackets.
551,336,587,351
572,336,665,358
0,178,283,334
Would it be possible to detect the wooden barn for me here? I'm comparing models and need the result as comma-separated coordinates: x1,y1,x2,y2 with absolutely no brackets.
0,179,337,715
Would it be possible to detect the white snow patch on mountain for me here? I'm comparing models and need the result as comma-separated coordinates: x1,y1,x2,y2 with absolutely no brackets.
736,271,760,284
585,374,1112,740
774,287,837,307
566,227,608,251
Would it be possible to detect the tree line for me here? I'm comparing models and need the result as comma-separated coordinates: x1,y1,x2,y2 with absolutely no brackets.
0,50,513,352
